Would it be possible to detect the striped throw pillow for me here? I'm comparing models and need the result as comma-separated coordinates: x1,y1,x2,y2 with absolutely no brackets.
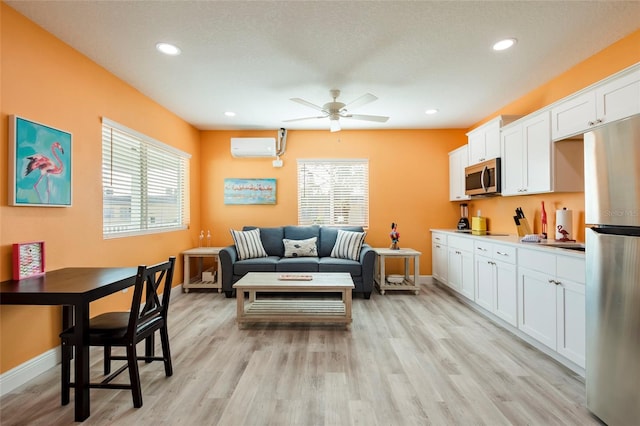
331,229,366,261
230,228,268,260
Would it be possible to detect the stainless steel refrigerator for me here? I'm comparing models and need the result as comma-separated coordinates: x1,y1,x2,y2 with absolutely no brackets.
584,113,640,425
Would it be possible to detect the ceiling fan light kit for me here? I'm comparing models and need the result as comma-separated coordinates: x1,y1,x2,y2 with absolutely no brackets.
284,89,389,132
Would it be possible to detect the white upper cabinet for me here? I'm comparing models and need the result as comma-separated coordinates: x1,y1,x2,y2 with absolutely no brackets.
501,111,552,196
467,116,520,165
468,117,501,164
502,110,584,197
595,67,640,124
449,145,470,201
551,65,640,140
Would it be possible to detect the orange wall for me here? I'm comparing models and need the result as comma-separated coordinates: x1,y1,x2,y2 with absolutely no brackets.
201,129,466,273
0,4,202,372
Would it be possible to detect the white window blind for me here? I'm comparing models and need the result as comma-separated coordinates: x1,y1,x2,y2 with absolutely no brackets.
297,159,369,226
102,118,190,238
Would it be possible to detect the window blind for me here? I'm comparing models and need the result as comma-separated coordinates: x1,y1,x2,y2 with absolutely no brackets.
297,159,369,226
102,118,190,238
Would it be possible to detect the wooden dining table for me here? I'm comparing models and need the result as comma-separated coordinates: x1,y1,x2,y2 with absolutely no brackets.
0,267,139,422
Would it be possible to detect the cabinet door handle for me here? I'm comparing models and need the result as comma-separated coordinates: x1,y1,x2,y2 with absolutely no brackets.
588,121,595,126
477,247,488,252
496,251,508,256
436,245,441,248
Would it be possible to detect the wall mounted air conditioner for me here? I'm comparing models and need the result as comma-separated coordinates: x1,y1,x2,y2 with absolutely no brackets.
230,137,277,158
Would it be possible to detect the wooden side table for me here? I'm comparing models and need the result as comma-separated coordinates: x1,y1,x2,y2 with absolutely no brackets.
182,247,223,293
373,248,422,295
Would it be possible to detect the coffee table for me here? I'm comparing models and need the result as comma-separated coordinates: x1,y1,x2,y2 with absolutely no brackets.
232,272,354,328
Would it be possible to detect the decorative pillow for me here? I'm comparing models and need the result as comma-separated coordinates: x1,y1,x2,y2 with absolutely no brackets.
230,228,268,260
331,230,366,261
283,237,318,258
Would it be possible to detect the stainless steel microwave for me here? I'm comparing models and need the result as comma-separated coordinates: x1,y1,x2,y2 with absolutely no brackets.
465,158,501,196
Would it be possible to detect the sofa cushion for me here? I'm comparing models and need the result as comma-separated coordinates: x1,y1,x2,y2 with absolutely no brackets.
319,257,362,276
283,237,318,258
284,225,320,242
243,226,284,257
319,226,365,257
331,229,366,261
276,257,320,272
234,256,280,275
230,228,268,260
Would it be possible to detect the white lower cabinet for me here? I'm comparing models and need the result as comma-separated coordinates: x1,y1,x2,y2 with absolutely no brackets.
494,259,518,327
517,248,585,368
518,266,558,349
556,277,586,367
430,231,585,372
474,241,517,326
447,236,474,300
432,236,448,283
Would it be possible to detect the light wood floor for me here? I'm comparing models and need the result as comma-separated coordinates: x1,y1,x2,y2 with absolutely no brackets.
0,280,601,425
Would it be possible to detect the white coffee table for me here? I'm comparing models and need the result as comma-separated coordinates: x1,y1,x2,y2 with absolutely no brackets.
232,272,354,328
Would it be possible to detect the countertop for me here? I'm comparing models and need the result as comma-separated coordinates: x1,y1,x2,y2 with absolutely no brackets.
430,229,585,258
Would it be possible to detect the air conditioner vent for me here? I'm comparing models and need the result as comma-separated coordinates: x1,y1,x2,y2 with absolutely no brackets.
230,138,277,158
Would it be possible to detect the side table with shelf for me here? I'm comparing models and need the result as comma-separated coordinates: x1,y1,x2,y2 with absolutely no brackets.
182,247,223,293
373,248,422,295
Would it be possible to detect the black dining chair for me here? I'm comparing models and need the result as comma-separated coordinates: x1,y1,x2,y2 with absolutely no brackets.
60,256,176,408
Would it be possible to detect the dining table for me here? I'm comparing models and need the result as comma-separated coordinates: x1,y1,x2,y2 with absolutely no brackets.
0,267,139,422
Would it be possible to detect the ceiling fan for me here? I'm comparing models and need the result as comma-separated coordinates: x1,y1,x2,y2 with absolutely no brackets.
284,89,389,132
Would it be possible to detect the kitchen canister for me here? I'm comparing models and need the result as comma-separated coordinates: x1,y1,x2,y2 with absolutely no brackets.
555,207,573,240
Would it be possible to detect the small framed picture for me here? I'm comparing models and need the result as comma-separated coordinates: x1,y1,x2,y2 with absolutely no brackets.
12,241,46,280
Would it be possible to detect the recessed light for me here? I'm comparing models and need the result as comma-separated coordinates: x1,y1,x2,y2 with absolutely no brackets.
224,111,236,117
425,109,439,115
493,38,517,51
155,42,181,56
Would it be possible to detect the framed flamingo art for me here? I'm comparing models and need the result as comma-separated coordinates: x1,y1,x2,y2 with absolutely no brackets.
9,115,72,207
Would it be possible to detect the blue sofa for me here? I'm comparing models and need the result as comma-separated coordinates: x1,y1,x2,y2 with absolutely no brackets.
219,225,376,299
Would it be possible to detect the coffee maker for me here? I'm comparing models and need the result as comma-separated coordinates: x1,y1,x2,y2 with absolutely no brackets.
457,203,470,231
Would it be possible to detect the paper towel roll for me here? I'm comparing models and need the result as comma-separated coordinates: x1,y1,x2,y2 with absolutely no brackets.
555,208,573,240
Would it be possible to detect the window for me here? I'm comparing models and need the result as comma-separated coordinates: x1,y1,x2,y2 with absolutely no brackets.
102,118,190,238
297,159,369,226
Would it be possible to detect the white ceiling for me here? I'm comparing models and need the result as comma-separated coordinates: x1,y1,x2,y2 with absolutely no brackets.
7,1,640,132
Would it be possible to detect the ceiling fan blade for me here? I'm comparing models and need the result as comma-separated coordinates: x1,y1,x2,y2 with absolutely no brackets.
330,119,341,132
282,115,327,122
344,93,378,111
345,114,389,123
290,98,326,112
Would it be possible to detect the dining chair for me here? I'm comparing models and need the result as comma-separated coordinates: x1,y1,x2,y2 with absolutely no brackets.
60,256,176,408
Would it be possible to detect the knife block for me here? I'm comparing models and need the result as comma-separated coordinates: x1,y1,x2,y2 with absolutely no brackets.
515,218,532,237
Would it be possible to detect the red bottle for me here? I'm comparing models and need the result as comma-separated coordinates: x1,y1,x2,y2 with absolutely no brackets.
541,201,548,239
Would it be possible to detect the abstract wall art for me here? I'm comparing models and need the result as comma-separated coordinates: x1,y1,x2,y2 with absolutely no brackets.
224,178,276,205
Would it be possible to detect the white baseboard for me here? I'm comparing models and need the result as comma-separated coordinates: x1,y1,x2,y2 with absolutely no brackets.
0,347,60,397
0,285,185,397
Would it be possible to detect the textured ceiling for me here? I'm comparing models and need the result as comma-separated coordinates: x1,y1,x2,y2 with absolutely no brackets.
6,1,640,131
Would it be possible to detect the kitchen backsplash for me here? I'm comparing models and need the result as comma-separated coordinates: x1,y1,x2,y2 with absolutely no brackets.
459,192,586,242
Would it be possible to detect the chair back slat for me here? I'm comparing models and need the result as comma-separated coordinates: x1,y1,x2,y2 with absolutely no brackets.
130,257,175,337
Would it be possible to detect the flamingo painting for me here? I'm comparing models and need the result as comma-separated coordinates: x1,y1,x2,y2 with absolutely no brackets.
24,141,65,204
